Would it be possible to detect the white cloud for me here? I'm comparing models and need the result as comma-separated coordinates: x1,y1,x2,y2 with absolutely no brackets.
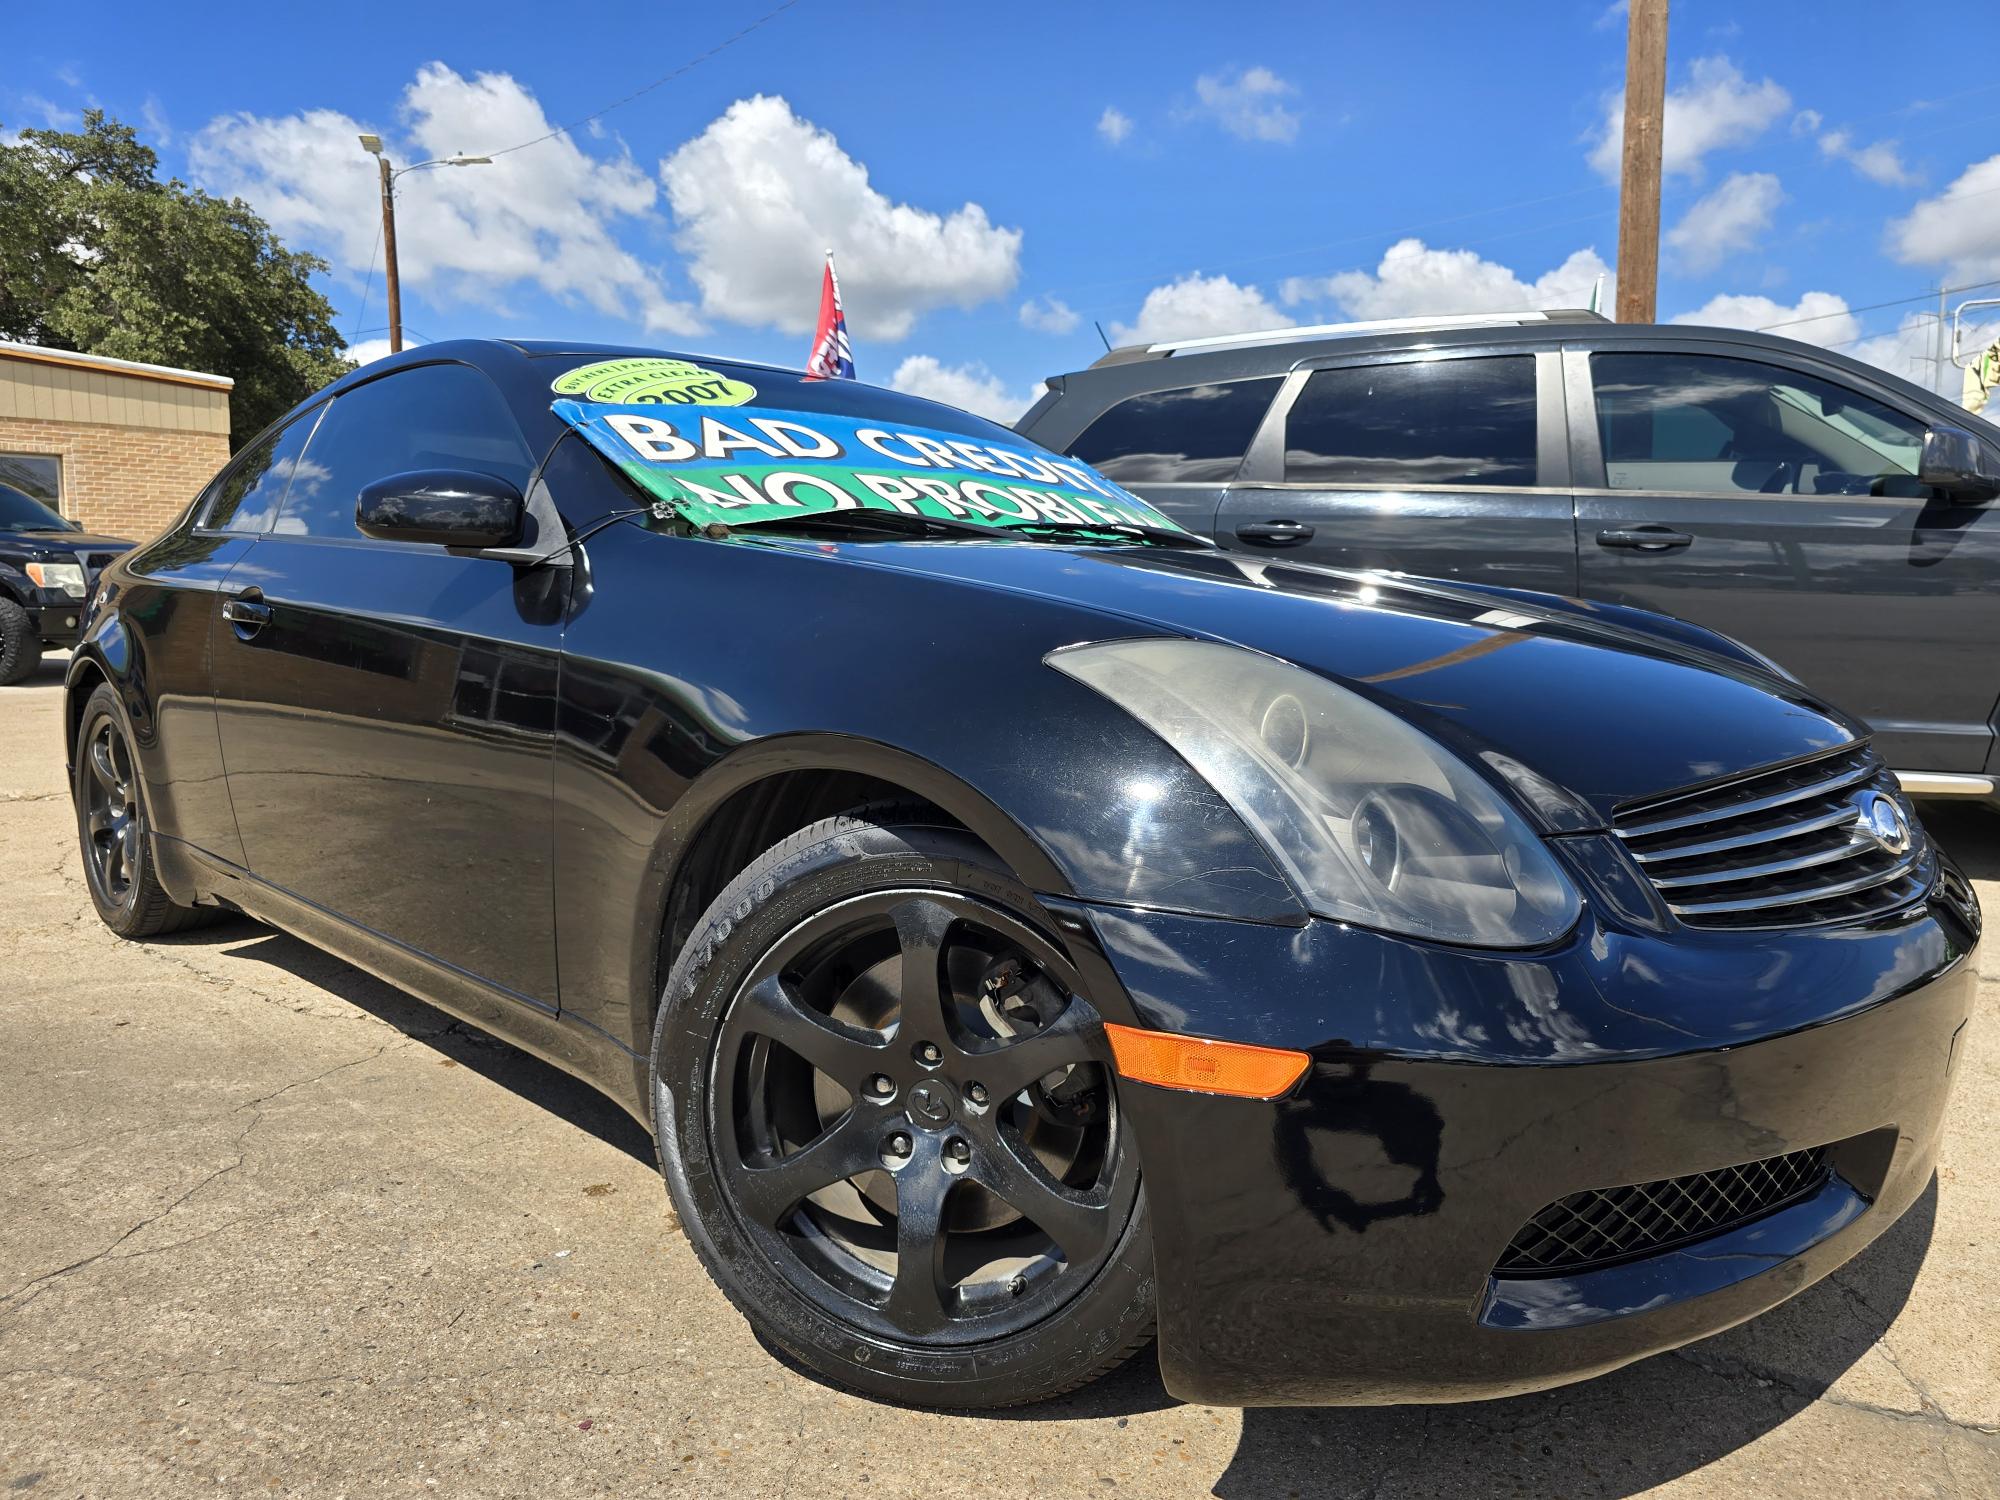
1666,172,1782,272
1672,291,1857,348
1847,312,1952,394
1817,129,1916,188
1588,56,1789,181
191,63,699,334
1889,153,2000,280
1019,294,1080,335
345,337,394,367
1110,273,1284,346
1097,107,1133,146
1791,109,1823,136
1187,66,1300,144
888,356,1040,424
660,95,1021,341
1283,239,1612,320
1594,1,1629,31
139,95,172,147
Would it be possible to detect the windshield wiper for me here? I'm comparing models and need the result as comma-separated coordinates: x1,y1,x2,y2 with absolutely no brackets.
725,509,1005,542
1012,520,1214,549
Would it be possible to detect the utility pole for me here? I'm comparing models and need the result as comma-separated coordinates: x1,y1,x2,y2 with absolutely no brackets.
376,152,403,354
1615,0,1669,323
356,134,490,355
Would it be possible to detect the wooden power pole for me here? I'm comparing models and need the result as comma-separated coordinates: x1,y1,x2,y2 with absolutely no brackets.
375,154,404,354
1615,0,1669,323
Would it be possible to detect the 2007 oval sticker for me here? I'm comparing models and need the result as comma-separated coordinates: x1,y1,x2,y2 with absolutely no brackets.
551,357,756,406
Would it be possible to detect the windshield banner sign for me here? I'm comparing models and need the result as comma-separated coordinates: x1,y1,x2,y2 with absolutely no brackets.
551,399,1186,537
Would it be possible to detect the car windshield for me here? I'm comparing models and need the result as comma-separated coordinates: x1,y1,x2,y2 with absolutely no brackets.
0,483,77,531
538,351,1193,546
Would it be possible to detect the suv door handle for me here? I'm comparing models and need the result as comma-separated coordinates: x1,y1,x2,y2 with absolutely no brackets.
1235,519,1315,548
221,588,272,636
1596,525,1693,552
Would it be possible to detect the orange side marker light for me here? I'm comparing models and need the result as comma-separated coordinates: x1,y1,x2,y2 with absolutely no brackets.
1103,1023,1310,1100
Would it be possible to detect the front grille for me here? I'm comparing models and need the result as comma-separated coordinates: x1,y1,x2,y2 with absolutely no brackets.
1613,744,1932,930
1496,1148,1831,1276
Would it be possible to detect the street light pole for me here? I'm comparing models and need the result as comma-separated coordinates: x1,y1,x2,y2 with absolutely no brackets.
356,135,490,355
376,151,403,354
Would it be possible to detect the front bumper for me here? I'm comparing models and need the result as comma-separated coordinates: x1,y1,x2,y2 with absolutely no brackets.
27,596,87,646
1050,864,1980,1406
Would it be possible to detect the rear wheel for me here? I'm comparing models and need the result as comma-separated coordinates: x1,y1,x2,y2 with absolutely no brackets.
73,684,220,937
651,806,1153,1408
0,598,40,685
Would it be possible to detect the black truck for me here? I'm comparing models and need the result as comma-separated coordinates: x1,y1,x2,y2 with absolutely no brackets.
0,483,132,685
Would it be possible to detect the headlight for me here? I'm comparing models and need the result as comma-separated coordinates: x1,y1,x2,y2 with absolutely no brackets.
1047,639,1581,948
26,561,86,598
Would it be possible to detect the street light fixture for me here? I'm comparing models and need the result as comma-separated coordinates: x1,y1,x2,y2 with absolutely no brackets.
356,134,491,353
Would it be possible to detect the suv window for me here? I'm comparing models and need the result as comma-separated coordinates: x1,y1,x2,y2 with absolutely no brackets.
275,363,534,538
1591,352,1927,495
204,413,321,533
1284,356,1538,487
1066,378,1282,484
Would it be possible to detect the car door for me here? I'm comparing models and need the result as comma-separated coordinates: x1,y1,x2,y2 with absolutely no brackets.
106,411,323,867
210,361,568,1008
1062,376,1285,535
1214,348,1577,593
1568,341,2000,775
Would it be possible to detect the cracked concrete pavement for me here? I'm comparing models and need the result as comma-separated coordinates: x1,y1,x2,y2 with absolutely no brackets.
2,653,1997,1498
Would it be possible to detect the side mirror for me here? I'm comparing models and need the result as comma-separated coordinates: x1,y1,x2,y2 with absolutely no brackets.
1918,424,2000,501
356,469,525,548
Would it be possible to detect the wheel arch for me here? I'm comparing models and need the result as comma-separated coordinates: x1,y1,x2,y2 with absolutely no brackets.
640,734,1072,1047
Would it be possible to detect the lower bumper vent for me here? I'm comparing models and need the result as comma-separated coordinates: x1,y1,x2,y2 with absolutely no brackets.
1496,1148,1831,1276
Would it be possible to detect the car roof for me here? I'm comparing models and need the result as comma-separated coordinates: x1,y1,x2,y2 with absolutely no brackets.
1032,318,1960,426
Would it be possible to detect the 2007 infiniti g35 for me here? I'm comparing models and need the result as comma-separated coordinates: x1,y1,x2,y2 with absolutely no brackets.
66,340,1980,1409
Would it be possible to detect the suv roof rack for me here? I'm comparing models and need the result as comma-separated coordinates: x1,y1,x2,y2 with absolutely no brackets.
1087,308,1611,367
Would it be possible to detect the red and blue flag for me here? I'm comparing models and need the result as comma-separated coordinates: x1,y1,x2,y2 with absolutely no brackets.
804,253,855,380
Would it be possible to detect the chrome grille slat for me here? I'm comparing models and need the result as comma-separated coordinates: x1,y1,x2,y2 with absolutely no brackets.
1612,759,1878,840
1647,836,1866,888
1626,803,1859,864
1666,852,1920,916
1613,745,1933,931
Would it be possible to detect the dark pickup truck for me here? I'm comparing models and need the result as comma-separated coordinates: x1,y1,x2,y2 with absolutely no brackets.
0,483,132,685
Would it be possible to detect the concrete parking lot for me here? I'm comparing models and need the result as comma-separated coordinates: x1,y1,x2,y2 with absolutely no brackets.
2,654,1996,1498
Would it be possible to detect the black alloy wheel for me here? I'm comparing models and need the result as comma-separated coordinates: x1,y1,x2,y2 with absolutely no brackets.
653,808,1154,1408
80,710,140,910
72,683,220,938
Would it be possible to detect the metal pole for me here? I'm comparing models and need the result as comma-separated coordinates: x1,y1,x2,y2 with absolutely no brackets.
1614,0,1669,323
1936,285,1948,394
378,155,403,354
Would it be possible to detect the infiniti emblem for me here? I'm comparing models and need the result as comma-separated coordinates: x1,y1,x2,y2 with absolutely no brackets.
1852,789,1911,856
909,1081,954,1128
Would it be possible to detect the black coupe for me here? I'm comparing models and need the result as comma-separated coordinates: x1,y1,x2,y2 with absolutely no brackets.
66,340,1980,1408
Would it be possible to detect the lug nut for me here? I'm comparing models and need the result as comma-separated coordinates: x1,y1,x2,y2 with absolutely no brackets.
865,1073,894,1100
884,1132,912,1161
966,1082,988,1107
916,1041,942,1066
945,1137,971,1166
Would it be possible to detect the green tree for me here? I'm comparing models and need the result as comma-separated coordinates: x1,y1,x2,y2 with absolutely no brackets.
0,111,352,446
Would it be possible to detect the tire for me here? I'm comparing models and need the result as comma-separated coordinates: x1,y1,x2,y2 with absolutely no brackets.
72,683,223,938
0,597,41,686
650,804,1155,1408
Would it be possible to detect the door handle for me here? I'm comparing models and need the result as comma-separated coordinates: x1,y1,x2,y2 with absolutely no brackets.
221,589,272,636
1235,519,1315,548
1596,525,1693,552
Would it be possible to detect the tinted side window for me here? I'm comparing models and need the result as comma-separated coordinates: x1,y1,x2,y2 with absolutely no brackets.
276,364,534,538
204,413,320,532
1066,378,1282,484
1284,357,1538,487
1592,352,1927,495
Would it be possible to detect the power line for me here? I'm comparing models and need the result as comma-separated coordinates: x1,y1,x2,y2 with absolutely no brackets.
483,0,806,160
1757,275,2000,333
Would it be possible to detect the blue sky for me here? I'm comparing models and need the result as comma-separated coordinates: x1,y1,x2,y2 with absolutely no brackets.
9,0,2000,417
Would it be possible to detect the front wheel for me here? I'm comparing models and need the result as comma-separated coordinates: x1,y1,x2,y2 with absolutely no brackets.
651,806,1153,1408
0,598,41,685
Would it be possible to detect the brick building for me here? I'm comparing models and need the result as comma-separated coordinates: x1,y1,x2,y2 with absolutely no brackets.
0,340,232,540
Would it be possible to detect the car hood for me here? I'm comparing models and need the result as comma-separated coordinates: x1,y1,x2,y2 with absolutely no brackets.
2,527,133,550
806,539,1862,829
